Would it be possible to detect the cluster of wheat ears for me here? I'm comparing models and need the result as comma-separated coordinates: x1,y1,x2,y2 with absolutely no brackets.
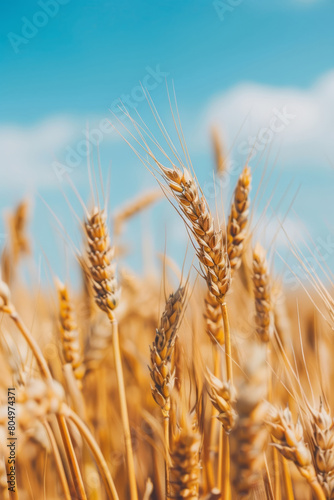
0,110,334,500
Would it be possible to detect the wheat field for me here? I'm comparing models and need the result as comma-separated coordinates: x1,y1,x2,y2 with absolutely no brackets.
0,116,333,500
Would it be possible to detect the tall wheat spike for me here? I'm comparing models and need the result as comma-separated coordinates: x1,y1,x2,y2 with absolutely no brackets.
230,343,269,498
309,402,334,499
227,166,251,274
207,371,236,433
149,286,185,417
84,207,137,500
9,200,30,261
157,165,230,303
57,280,85,387
149,286,185,496
253,243,274,343
211,126,226,176
204,290,224,346
85,208,120,318
269,406,326,500
169,414,201,500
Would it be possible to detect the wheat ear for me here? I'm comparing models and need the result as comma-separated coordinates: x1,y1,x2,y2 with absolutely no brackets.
207,371,236,499
309,402,334,499
253,243,274,343
150,286,184,416
158,165,230,302
85,208,120,316
169,414,201,500
230,343,269,498
252,243,280,494
85,207,138,500
113,188,162,236
227,166,251,274
204,290,224,346
156,163,235,499
211,126,226,176
149,286,185,495
269,406,326,500
207,372,236,433
56,280,85,387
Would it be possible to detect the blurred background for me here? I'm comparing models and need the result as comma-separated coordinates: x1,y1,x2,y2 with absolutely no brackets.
1,0,334,285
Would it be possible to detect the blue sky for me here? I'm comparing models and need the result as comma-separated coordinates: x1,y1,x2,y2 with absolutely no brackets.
1,0,334,284
2,0,334,121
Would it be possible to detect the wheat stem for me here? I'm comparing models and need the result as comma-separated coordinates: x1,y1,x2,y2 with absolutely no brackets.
67,407,120,500
57,414,87,500
217,425,223,492
221,304,232,383
7,307,51,379
111,318,138,500
43,419,72,500
164,416,170,498
222,430,230,500
282,458,294,500
209,347,220,490
220,306,232,500
310,481,327,500
267,345,280,500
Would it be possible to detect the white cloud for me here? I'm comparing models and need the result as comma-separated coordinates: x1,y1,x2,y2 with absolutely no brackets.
0,114,120,190
0,116,78,190
200,71,334,167
2,71,334,192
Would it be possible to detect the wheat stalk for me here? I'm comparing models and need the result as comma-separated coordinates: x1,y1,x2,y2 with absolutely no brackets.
84,207,138,500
